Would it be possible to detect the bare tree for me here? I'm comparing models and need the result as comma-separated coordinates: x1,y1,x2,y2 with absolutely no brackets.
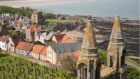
60,55,77,75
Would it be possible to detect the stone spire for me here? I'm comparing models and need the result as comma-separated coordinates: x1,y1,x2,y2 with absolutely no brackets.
81,20,96,49
77,20,100,79
107,16,124,53
107,17,125,79
110,16,123,40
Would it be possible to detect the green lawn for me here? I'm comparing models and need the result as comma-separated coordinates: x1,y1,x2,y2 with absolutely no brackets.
126,66,140,79
46,19,76,23
0,54,76,79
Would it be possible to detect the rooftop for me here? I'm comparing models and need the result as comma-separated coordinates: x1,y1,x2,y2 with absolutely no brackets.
32,44,45,54
49,42,81,53
16,41,34,51
40,47,48,55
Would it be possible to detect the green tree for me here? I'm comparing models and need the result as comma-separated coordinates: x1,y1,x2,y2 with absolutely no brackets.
45,13,56,19
48,22,57,31
0,6,33,16
11,31,19,38
98,49,107,64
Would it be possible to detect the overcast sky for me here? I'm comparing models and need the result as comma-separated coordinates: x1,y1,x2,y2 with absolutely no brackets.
0,0,96,7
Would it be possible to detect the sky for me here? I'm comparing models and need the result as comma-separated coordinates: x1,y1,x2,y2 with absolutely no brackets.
0,0,96,7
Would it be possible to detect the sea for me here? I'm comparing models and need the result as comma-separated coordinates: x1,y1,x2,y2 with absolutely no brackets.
31,0,139,20
0,0,139,20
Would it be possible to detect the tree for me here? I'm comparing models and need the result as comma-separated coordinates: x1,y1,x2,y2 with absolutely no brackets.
48,22,56,31
11,31,19,38
45,13,56,19
98,49,107,64
60,55,77,75
0,6,33,16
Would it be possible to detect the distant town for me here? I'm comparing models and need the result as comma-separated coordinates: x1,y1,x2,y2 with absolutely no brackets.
0,6,139,79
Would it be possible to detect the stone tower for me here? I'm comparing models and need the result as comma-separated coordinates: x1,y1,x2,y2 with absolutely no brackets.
77,20,100,79
107,16,125,79
31,10,45,25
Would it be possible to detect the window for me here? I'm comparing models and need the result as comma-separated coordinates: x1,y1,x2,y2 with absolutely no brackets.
121,49,126,66
110,56,113,67
10,44,13,47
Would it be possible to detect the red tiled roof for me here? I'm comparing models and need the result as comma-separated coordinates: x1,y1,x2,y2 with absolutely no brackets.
29,25,36,32
24,43,34,51
54,34,65,42
40,47,48,56
16,41,26,50
72,50,80,58
61,35,76,43
16,41,33,51
32,44,45,54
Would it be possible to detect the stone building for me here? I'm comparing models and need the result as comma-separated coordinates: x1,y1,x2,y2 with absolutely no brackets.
77,20,101,79
105,16,126,79
77,16,126,79
31,10,45,25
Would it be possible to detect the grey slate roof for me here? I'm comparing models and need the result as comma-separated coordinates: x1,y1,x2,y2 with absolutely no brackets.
49,42,81,53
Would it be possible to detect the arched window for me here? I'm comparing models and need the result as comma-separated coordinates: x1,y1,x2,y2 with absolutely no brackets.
121,49,126,66
78,63,87,79
110,56,113,67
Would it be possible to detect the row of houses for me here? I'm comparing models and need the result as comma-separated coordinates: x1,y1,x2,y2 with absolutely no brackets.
0,35,80,64
0,28,80,65
15,41,80,64
25,23,79,44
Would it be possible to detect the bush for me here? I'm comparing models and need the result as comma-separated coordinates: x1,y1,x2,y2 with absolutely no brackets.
126,66,140,79
98,49,107,64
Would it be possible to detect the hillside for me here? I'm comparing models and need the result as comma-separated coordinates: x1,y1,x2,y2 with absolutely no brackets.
0,54,76,79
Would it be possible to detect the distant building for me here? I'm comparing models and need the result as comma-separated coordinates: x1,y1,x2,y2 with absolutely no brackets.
16,41,34,56
0,35,9,51
47,42,81,64
30,44,45,59
25,24,43,42
31,10,45,25
8,35,25,53
40,47,48,62
7,37,15,53
52,34,65,43
0,13,12,25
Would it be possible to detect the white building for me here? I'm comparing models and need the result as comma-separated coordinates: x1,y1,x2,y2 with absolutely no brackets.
31,44,45,59
0,35,8,51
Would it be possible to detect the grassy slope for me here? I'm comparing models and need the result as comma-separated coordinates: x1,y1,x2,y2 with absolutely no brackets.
0,54,76,79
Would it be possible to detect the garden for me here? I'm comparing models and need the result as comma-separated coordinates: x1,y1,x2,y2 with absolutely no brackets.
0,54,76,79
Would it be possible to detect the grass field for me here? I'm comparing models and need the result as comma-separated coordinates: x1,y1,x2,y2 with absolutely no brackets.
0,54,76,79
46,19,76,23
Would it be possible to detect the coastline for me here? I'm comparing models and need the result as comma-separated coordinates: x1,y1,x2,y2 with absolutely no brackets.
0,0,96,7
0,0,139,20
